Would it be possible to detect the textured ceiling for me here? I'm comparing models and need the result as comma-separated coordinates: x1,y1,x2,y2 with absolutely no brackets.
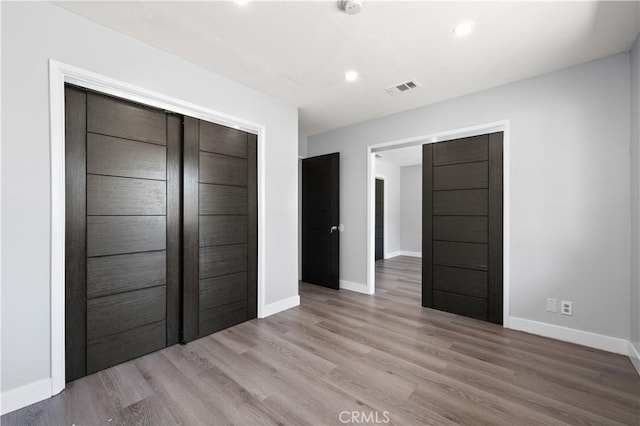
56,1,640,137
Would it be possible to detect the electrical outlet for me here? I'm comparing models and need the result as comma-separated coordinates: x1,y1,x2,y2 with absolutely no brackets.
561,300,573,316
546,298,558,313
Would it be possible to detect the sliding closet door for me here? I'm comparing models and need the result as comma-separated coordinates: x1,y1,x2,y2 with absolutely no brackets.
422,133,503,324
66,85,258,379
65,85,181,381
183,118,258,342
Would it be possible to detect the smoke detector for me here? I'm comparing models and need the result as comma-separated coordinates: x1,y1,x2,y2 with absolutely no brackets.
341,0,363,15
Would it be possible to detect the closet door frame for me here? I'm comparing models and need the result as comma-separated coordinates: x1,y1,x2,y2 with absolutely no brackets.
50,60,266,396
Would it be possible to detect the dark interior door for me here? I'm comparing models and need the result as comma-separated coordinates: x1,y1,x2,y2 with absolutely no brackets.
182,119,258,342
422,133,503,324
65,85,258,380
65,86,181,381
302,153,340,289
375,179,384,260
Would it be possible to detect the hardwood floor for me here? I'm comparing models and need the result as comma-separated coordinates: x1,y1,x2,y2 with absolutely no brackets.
3,256,639,425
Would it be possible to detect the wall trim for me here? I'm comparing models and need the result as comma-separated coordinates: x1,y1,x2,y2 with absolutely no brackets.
400,251,422,258
629,341,640,375
0,378,52,416
262,295,300,317
509,316,629,355
48,60,268,401
366,119,511,327
340,279,373,295
384,251,401,259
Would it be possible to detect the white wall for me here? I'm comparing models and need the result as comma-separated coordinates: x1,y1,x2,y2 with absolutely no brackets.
1,2,298,398
374,159,401,257
630,34,640,359
400,165,422,254
309,53,631,341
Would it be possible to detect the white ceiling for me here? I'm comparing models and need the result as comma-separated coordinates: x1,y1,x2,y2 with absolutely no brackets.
55,1,640,137
376,145,422,167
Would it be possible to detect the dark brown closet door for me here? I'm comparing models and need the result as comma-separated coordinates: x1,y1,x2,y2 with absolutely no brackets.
375,179,384,260
65,86,181,381
422,133,503,324
183,119,258,342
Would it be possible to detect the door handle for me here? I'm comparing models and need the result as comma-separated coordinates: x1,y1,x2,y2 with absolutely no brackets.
330,225,338,234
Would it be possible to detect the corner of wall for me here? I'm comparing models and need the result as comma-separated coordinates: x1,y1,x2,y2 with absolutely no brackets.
261,295,300,318
298,131,308,158
629,341,640,375
0,378,52,416
340,279,373,295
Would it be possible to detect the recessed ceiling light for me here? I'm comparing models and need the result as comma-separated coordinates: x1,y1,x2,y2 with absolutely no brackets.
235,0,249,5
345,70,358,82
453,21,474,37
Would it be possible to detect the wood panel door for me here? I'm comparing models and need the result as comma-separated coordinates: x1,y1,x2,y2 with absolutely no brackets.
301,153,340,289
422,133,503,324
65,86,181,381
182,119,258,342
375,179,384,260
65,86,258,379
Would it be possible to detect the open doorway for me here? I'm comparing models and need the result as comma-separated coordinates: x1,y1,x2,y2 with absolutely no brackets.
372,147,423,302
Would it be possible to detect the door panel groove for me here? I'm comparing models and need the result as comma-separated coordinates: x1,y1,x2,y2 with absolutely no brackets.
86,318,166,343
432,289,488,300
433,239,488,245
87,214,168,217
198,295,248,313
87,172,167,183
86,131,169,148
87,283,167,301
87,249,168,259
432,263,488,272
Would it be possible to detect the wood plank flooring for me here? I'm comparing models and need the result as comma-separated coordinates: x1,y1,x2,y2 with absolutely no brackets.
3,256,639,425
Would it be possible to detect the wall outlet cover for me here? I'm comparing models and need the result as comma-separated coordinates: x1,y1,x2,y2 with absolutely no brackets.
546,298,558,313
561,300,573,316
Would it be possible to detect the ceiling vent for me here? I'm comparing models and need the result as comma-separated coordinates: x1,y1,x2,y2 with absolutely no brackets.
385,79,421,96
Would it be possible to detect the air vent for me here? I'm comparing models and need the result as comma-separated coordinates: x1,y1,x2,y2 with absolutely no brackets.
385,79,421,96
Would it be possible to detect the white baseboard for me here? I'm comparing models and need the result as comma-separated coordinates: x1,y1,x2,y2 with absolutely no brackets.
629,341,640,375
383,251,422,259
400,251,422,258
261,295,300,318
1,378,52,415
508,316,629,355
340,279,373,295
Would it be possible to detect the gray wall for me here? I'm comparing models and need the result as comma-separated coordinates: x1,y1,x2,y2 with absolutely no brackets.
374,160,401,256
400,165,422,254
1,2,298,394
630,33,640,353
309,53,631,340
